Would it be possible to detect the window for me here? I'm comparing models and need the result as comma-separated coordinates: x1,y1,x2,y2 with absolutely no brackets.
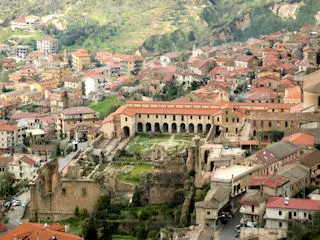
125,117,128,122
251,205,255,212
156,115,158,118
173,115,176,121
279,211,282,216
279,222,282,227
208,116,210,120
232,118,235,123
139,114,141,118
226,118,229,123
82,188,87,197
199,116,201,120
147,114,149,118
294,212,296,217
207,211,210,215
217,117,220,122
62,188,67,196
304,212,307,218
237,118,239,123
269,121,272,127
164,115,167,119
285,121,288,128
181,116,184,121
190,116,193,120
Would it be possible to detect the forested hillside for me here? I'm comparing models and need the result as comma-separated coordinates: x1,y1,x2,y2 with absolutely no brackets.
1,0,320,53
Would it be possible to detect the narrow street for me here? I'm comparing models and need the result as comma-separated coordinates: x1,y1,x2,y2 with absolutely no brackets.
218,211,242,240
4,190,30,229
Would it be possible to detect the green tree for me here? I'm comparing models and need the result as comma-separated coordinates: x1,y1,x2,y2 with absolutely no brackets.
188,31,196,41
82,215,98,240
0,171,17,199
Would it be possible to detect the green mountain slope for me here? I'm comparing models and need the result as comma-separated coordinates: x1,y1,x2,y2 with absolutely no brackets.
1,0,320,53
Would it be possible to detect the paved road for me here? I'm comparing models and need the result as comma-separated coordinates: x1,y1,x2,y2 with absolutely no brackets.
5,190,30,229
58,141,88,171
218,212,242,240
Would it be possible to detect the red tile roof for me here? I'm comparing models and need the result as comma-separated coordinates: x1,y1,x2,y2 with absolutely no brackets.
0,223,6,232
266,197,320,211
19,156,36,166
62,106,95,115
0,124,16,131
283,133,314,146
285,86,302,100
12,17,26,23
248,174,289,188
0,223,83,240
235,55,255,62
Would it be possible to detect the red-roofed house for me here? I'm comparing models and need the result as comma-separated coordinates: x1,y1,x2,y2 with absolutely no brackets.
284,86,302,104
265,197,320,229
246,87,278,103
8,155,39,180
283,133,314,146
71,49,90,72
83,68,110,97
234,55,257,69
0,222,83,240
11,15,40,32
263,57,280,66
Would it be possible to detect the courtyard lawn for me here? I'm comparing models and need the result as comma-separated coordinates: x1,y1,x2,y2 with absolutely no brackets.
126,133,194,154
119,165,154,185
88,96,124,119
59,218,82,236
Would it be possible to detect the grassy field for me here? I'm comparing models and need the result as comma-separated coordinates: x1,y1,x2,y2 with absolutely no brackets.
59,218,82,236
0,27,44,45
88,96,123,119
119,165,154,185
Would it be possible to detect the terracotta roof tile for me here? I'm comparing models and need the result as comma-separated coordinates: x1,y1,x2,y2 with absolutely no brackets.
283,133,314,145
266,197,320,211
62,106,96,115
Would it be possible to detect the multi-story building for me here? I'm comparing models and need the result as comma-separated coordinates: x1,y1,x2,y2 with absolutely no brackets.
56,106,97,137
42,63,72,84
101,100,294,139
36,36,58,55
11,15,40,32
10,45,30,59
71,49,91,72
248,112,320,139
120,55,144,76
49,88,67,114
1,90,25,104
300,150,320,185
1,58,16,71
83,69,110,96
8,155,39,180
234,55,257,69
0,124,17,155
264,197,320,229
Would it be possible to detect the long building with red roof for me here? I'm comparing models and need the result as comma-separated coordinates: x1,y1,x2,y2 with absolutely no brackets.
264,197,320,229
100,100,299,139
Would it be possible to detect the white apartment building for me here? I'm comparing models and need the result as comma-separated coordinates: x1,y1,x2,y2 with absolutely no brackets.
11,16,40,32
264,197,320,229
83,69,110,97
36,36,58,55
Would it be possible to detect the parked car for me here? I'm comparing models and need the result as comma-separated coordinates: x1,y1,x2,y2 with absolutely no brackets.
11,199,21,207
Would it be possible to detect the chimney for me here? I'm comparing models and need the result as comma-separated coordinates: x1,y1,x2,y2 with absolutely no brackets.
284,197,289,205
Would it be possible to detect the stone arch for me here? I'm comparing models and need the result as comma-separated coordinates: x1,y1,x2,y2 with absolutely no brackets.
163,123,168,133
123,126,130,137
206,124,212,134
197,124,203,134
172,123,177,133
180,123,186,133
146,123,152,132
155,123,160,132
137,122,143,132
189,123,194,133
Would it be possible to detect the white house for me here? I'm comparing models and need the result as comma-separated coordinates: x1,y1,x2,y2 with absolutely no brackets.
8,155,40,180
175,72,202,91
83,69,110,97
264,197,320,229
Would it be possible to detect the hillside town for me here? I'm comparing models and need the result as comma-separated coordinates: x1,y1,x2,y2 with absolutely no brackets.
0,14,319,240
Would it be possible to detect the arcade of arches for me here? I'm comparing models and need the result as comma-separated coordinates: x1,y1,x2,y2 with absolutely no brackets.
136,122,213,134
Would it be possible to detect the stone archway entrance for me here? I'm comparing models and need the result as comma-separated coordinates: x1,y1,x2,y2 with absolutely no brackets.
180,123,186,133
197,124,203,134
146,123,152,132
123,126,130,137
155,123,160,132
189,124,194,133
163,123,168,132
172,123,177,133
